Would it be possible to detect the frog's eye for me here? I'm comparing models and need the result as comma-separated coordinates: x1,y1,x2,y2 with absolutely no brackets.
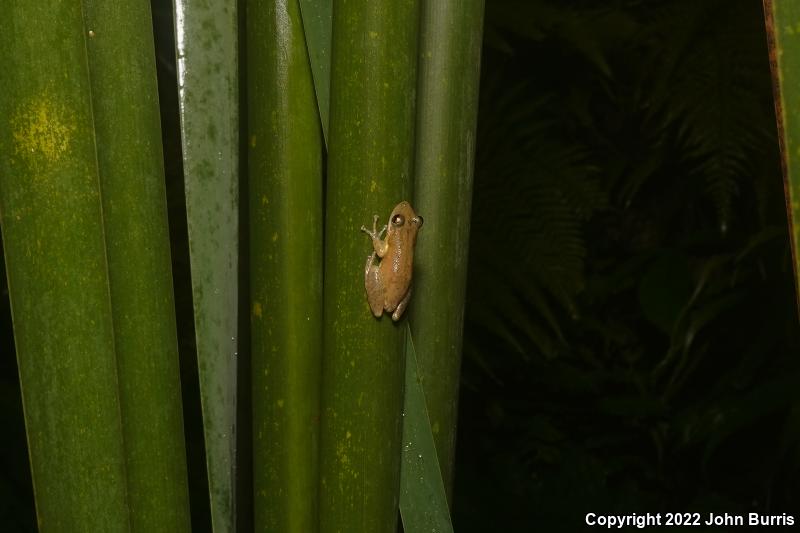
412,215,423,227
391,214,405,226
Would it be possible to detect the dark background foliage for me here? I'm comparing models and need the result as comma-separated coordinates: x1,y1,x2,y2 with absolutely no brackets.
1,0,798,531
455,0,799,531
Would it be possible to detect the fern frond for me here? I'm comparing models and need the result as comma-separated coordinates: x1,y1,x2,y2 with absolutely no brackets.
642,0,772,231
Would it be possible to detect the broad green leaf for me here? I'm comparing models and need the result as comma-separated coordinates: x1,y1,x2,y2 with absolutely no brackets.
172,0,240,530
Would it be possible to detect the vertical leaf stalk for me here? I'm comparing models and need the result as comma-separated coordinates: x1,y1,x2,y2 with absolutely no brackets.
319,1,420,531
410,0,485,497
247,0,323,531
82,0,191,530
0,2,130,530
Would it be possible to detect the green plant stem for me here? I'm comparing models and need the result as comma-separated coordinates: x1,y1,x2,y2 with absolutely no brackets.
0,2,130,530
319,0,420,531
410,0,485,497
247,0,323,531
81,1,191,530
171,0,240,530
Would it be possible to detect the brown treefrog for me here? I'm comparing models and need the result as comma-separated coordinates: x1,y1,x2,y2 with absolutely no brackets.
360,201,424,321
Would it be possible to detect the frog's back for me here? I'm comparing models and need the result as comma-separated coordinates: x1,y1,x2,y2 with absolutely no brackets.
380,235,414,310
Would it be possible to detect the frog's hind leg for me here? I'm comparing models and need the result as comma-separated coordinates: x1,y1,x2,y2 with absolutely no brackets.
364,253,384,317
391,287,412,322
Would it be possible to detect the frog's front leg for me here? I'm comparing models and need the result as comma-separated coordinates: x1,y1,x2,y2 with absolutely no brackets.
360,215,389,257
364,253,385,317
390,286,412,322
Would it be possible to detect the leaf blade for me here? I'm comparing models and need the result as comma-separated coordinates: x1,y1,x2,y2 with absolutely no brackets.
298,0,333,144
400,328,454,533
764,0,800,317
172,0,240,530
